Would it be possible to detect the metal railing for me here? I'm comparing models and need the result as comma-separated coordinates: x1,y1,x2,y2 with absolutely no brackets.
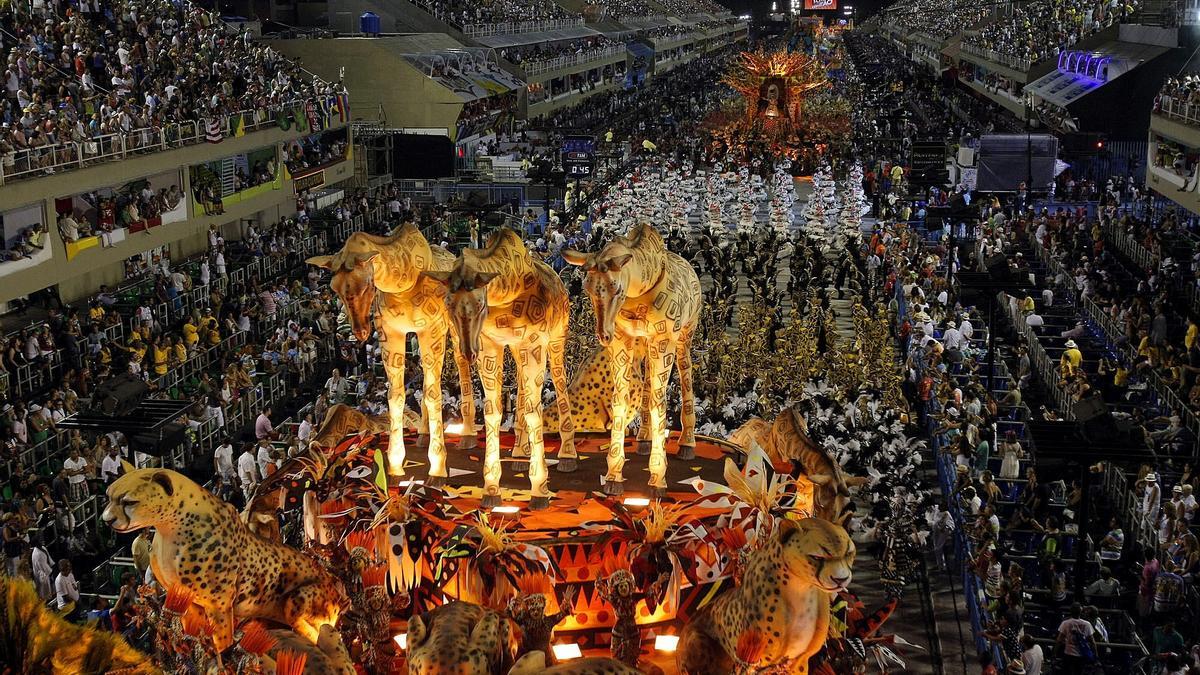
522,44,626,76
1000,290,1075,418
463,17,584,37
959,42,1032,73
1156,94,1200,127
0,95,345,186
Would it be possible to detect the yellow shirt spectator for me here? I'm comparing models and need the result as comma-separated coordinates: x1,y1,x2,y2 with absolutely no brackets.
208,328,221,346
173,343,188,364
89,306,105,322
1060,340,1083,375
182,321,199,347
1186,323,1198,351
1020,296,1036,313
1114,366,1130,387
152,346,168,375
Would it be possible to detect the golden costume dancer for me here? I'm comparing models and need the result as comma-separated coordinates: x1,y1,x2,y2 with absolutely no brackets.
308,224,476,484
425,229,577,510
564,224,702,497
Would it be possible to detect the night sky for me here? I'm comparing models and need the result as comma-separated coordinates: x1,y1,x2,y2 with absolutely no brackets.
718,0,891,19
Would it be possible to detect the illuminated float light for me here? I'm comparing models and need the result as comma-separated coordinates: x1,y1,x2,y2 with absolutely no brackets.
623,497,651,507
397,479,425,487
394,633,407,650
491,505,520,514
551,643,582,661
445,423,465,435
655,635,680,652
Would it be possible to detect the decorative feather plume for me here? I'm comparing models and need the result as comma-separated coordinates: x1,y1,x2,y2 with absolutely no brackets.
163,583,194,615
274,650,308,675
239,621,278,655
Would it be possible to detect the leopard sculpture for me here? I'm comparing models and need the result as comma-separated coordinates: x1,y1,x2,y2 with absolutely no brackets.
264,624,356,675
0,575,158,674
542,347,646,434
729,408,866,525
406,600,516,674
677,517,855,675
101,468,349,651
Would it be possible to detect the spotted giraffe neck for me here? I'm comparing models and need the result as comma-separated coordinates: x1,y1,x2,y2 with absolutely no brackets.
463,229,535,306
358,225,432,294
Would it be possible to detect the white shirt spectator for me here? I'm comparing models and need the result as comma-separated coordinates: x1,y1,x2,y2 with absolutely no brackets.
1025,313,1044,328
237,450,258,490
297,418,313,445
1022,642,1044,675
214,442,235,480
63,456,88,484
100,453,122,481
54,571,79,610
256,444,274,478
943,326,964,351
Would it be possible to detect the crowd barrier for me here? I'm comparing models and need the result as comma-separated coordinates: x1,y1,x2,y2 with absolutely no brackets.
522,44,626,76
1157,94,1200,128
463,17,584,37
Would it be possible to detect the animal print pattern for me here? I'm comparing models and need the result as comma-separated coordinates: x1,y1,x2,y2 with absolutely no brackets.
565,224,702,491
406,601,516,675
308,224,477,480
101,469,349,651
541,348,645,433
677,518,855,675
428,229,576,505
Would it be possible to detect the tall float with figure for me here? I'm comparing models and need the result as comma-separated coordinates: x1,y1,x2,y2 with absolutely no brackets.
563,223,702,497
424,228,578,509
307,224,477,484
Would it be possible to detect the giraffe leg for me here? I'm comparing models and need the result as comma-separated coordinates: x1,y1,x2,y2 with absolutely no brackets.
416,330,448,486
676,329,697,460
520,349,551,510
636,352,653,456
548,335,577,473
479,337,505,509
512,372,530,459
381,331,408,479
647,338,675,496
603,336,636,496
451,334,478,450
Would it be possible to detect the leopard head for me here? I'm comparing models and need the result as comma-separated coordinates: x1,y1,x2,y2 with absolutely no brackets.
101,468,187,533
776,517,855,593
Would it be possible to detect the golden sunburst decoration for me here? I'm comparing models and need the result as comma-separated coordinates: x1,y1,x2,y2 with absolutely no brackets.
722,49,828,130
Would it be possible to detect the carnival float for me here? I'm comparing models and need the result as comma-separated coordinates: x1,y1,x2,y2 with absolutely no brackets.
10,48,932,675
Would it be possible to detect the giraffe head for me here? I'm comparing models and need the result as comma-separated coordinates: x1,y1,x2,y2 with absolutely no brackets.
308,249,379,343
562,245,633,346
422,260,499,364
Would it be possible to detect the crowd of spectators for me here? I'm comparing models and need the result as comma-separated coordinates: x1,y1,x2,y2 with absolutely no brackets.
0,0,344,178
500,36,618,70
410,0,577,29
0,185,398,626
883,0,989,40
603,0,660,19
282,130,349,174
1158,76,1200,125
844,29,1200,674
965,0,1138,68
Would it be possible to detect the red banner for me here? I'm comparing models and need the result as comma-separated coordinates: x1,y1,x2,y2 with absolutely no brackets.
804,0,837,8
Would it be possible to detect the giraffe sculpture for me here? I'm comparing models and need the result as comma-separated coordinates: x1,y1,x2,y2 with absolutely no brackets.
563,223,702,497
307,224,476,484
423,228,577,510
